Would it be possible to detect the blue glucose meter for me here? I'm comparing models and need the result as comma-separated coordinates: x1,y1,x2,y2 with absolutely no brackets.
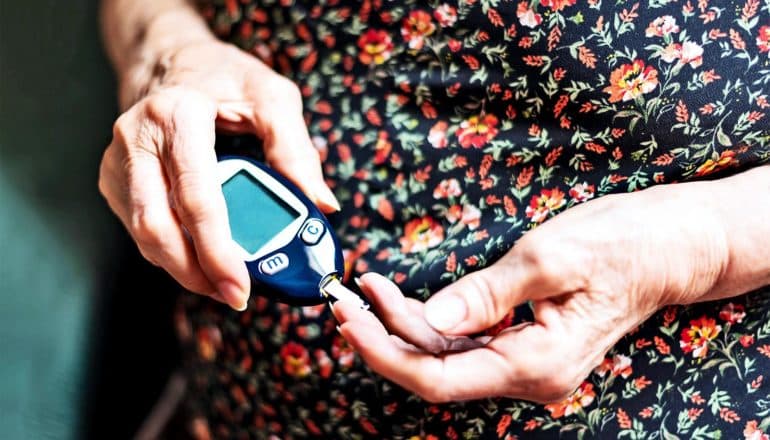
217,155,345,305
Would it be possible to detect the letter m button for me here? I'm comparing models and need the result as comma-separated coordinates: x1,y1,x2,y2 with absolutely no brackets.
259,253,289,275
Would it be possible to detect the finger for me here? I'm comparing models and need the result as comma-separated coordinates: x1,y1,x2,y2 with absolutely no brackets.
423,238,578,335
100,120,215,295
338,297,591,403
356,273,483,353
157,91,250,310
335,299,562,403
247,78,340,213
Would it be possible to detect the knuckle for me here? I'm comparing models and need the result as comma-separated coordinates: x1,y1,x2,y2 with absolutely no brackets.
111,113,134,145
142,93,177,122
518,238,560,280
269,76,302,102
173,172,215,226
130,208,166,249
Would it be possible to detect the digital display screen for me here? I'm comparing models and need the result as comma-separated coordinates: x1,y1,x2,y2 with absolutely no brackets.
222,171,300,254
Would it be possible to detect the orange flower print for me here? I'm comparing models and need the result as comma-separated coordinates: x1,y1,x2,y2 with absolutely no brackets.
594,354,633,378
401,10,436,51
373,131,392,165
455,114,499,148
428,121,449,148
680,316,722,359
603,60,659,103
719,302,746,324
540,0,577,12
694,150,739,177
544,382,596,419
525,188,567,223
569,182,595,203
516,1,542,28
433,4,457,28
357,29,394,65
645,15,680,38
280,341,312,378
433,178,462,199
399,216,445,253
757,25,770,54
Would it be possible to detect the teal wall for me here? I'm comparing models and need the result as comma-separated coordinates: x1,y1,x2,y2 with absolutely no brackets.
0,1,118,438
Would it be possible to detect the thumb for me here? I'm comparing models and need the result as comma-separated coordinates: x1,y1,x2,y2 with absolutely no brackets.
424,247,559,335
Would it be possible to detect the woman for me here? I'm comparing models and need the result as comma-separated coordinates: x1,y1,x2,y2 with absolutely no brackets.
99,0,770,437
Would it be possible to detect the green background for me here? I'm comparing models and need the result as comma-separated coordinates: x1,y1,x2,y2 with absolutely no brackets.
0,1,118,438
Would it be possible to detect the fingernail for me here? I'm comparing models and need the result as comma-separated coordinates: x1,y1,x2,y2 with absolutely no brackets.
315,186,341,212
353,277,363,289
425,294,466,332
217,280,248,311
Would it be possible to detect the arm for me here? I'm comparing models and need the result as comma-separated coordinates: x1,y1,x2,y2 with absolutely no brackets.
100,0,214,109
702,165,770,302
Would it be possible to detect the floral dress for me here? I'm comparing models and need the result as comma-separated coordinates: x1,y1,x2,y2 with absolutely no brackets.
175,0,770,438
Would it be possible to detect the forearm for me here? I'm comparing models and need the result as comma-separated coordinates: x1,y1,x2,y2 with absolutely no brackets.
702,164,770,302
100,0,215,107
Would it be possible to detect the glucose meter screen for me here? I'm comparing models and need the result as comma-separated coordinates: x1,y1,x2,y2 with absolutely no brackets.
222,171,300,254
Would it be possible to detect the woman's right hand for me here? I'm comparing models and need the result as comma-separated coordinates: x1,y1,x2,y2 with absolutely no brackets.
98,39,339,310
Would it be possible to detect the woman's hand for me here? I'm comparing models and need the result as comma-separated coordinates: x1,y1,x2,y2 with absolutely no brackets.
99,35,339,310
333,180,739,403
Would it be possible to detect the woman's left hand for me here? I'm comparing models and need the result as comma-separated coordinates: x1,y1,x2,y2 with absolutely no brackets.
333,181,732,403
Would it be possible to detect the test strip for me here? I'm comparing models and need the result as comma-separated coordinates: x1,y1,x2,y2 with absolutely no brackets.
321,278,369,310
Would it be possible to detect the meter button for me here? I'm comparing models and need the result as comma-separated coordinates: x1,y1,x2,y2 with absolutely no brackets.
300,218,325,245
259,253,289,275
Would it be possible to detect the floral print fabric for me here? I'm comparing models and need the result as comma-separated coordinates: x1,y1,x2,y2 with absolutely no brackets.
177,0,770,438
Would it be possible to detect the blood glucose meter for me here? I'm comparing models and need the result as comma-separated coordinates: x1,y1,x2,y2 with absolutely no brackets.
217,155,364,307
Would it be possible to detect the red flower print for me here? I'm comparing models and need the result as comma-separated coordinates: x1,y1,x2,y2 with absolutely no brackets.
540,0,577,12
719,302,746,324
694,150,739,177
645,15,680,37
757,25,770,54
455,114,500,148
399,216,445,253
314,349,333,378
280,341,312,378
433,178,463,199
544,382,596,419
428,121,449,148
740,334,755,347
401,10,436,50
525,188,567,223
680,316,722,358
569,182,596,203
433,4,458,27
603,60,659,103
357,29,394,65
594,354,633,378
516,2,542,28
